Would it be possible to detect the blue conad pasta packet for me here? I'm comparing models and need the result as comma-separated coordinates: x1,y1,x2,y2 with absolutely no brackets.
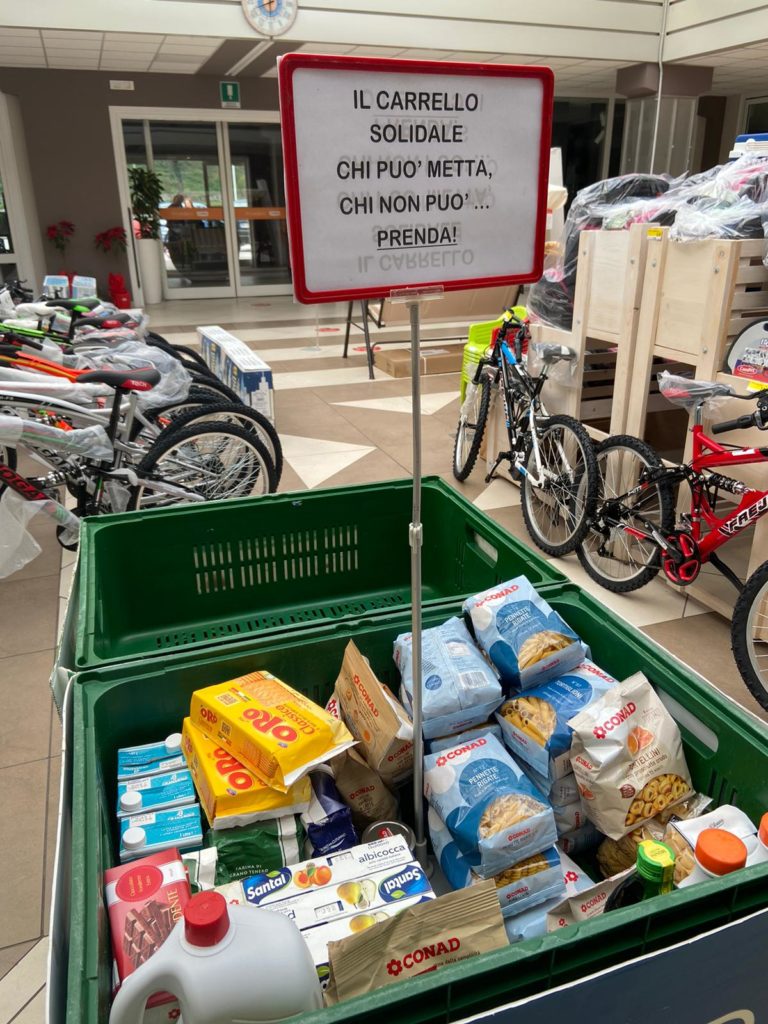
117,734,185,780
428,807,564,918
427,721,503,754
504,849,593,944
423,731,557,877
119,804,203,862
394,617,502,740
522,766,580,806
557,821,603,857
463,578,585,690
117,768,197,817
495,660,618,779
302,769,358,857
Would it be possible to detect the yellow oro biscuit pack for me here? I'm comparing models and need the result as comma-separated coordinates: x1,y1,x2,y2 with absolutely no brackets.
568,672,693,840
189,671,355,792
181,718,311,829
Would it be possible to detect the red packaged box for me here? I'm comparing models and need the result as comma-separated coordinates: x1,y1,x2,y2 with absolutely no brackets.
104,848,191,1010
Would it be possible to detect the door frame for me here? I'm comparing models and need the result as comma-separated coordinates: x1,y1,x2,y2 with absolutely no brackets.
109,105,292,304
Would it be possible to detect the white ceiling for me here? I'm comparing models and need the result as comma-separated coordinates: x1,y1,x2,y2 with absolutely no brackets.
671,40,768,96
261,43,632,95
0,28,223,73
2,27,768,98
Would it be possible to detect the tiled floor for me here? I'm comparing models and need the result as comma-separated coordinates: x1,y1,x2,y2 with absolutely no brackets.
2,294,767,1021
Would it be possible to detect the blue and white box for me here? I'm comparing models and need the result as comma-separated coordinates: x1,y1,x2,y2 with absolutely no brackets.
198,325,274,422
117,768,196,817
119,804,203,862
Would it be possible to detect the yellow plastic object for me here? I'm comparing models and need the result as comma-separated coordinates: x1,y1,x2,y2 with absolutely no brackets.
460,305,527,401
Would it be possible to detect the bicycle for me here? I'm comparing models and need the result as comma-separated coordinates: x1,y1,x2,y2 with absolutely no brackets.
453,309,599,556
576,372,768,710
0,362,276,555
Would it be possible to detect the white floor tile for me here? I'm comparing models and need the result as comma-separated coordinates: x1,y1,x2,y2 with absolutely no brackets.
11,987,45,1024
550,554,707,628
0,938,48,1023
274,366,392,390
280,435,376,489
473,477,521,511
333,392,458,415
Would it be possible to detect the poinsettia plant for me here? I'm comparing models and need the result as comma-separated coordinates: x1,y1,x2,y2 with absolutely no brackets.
94,225,127,254
46,220,75,255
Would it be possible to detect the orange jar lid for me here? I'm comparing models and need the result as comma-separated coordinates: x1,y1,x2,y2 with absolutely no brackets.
759,813,768,847
695,828,748,876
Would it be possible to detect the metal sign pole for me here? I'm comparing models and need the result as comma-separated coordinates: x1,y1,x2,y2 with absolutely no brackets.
407,296,427,868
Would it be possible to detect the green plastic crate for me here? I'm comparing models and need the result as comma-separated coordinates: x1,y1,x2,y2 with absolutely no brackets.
66,585,768,1024
73,477,565,670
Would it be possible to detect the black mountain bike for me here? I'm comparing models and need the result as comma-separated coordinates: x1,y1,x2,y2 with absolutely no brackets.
453,310,598,556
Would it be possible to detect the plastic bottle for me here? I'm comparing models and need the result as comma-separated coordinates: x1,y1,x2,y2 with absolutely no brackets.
747,813,768,865
677,828,748,888
604,840,676,910
108,891,323,1024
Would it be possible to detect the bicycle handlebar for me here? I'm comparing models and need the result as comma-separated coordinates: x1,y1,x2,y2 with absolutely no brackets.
712,413,760,434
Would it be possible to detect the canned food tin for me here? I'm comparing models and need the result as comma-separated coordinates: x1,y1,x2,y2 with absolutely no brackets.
362,821,415,851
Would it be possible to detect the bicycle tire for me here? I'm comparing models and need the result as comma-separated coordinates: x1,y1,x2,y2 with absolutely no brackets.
189,374,245,405
146,331,216,378
132,386,223,440
520,413,598,556
452,373,491,481
731,560,768,712
154,401,283,487
129,420,276,510
576,434,675,592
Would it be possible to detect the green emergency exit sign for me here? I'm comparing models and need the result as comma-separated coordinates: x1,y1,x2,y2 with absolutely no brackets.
220,81,241,109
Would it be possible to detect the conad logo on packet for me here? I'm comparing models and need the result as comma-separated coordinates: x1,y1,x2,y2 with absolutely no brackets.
386,937,461,975
592,702,637,740
473,584,519,608
435,738,487,767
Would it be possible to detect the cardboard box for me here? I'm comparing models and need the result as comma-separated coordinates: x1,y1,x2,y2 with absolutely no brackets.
375,344,464,378
198,325,274,422
381,284,519,324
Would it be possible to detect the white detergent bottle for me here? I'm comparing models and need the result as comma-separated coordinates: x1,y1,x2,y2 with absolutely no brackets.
109,891,323,1024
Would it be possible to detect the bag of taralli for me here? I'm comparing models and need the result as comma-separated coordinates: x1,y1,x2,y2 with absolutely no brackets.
568,672,693,840
463,578,584,690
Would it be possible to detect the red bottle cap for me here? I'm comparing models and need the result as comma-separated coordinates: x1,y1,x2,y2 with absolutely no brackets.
759,812,768,847
184,892,230,947
695,828,748,876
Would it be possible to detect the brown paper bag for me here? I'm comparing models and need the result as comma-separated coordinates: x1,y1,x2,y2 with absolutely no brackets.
332,642,413,785
324,881,507,1004
331,748,398,829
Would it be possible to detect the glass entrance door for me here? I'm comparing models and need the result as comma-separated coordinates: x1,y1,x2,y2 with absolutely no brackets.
225,124,290,291
121,117,291,300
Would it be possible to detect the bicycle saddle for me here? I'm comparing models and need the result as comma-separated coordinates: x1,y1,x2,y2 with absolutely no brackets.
535,342,577,363
77,366,160,391
660,377,734,404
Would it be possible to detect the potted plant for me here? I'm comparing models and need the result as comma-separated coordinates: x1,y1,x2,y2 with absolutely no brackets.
128,167,164,305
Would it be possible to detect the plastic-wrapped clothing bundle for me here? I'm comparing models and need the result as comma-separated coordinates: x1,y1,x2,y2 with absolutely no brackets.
528,173,673,330
657,371,734,411
394,616,502,739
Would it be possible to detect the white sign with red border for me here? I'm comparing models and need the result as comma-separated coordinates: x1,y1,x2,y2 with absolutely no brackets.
278,55,553,304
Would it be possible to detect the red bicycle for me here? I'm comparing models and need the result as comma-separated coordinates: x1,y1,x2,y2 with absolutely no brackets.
576,372,768,710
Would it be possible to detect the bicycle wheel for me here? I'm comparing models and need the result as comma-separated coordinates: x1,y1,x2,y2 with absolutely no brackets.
731,560,768,711
130,421,276,510
577,435,675,592
520,414,598,556
146,331,215,377
189,374,245,405
155,402,283,487
452,373,491,481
